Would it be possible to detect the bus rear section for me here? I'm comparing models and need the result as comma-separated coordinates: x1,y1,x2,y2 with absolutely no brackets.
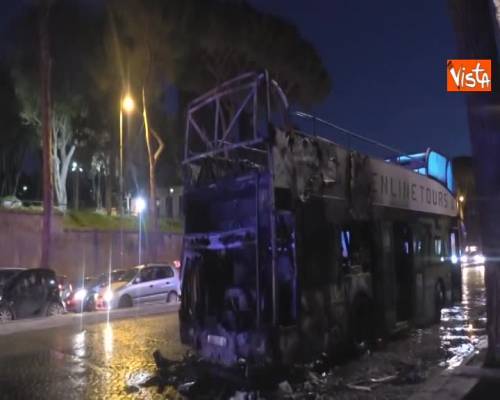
180,172,279,367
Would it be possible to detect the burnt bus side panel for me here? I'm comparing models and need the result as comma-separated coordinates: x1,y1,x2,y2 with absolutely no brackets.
293,196,348,360
370,206,459,331
273,131,379,361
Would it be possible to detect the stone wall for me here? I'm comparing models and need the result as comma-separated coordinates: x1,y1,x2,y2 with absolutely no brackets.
0,210,183,280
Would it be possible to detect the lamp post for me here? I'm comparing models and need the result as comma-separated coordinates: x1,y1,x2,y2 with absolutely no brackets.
458,194,465,221
119,94,135,214
71,161,83,210
134,196,147,264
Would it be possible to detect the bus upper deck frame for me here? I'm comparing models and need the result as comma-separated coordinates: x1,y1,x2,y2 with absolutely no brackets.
183,71,457,205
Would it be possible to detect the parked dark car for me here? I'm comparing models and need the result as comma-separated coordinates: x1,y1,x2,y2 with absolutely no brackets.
0,268,26,290
0,269,65,322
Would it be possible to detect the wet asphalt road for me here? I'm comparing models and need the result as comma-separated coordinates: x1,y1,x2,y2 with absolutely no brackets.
0,266,487,400
0,307,186,400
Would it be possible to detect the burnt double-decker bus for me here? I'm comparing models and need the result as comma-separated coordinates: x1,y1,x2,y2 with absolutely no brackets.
179,72,460,371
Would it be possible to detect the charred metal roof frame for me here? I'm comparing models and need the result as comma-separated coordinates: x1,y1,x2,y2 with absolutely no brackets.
293,111,456,194
293,111,410,158
184,71,289,166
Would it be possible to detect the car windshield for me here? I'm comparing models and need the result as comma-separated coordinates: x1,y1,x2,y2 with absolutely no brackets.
120,269,139,283
110,270,126,281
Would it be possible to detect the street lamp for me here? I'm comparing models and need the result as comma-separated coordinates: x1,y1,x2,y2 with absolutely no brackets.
458,194,465,222
122,95,135,113
71,161,83,210
119,93,135,214
134,196,147,214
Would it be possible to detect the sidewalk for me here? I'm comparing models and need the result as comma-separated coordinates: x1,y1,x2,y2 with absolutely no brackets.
409,338,500,400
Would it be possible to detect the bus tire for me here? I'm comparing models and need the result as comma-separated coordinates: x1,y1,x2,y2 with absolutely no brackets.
433,280,445,323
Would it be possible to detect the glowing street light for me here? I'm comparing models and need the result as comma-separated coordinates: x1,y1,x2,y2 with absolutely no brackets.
121,94,135,114
119,93,136,215
134,196,147,214
459,195,465,203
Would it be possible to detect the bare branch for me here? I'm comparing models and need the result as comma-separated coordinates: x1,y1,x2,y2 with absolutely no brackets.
151,128,165,166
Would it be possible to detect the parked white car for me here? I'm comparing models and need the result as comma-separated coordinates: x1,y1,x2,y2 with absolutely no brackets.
96,264,180,309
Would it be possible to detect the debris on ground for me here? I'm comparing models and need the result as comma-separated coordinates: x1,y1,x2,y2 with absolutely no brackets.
278,381,293,396
142,347,435,399
369,375,397,384
345,383,372,392
139,321,470,400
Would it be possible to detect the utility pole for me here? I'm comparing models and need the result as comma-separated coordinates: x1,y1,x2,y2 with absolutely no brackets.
73,167,80,210
449,0,500,366
40,0,53,269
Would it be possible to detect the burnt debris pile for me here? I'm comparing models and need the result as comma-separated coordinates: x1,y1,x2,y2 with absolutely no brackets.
124,349,432,399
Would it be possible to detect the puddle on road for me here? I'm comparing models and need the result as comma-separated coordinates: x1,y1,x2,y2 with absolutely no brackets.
439,265,486,369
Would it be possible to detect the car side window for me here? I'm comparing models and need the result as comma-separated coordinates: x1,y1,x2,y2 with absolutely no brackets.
0,272,13,287
154,267,168,280
28,272,37,287
153,267,174,279
139,268,155,282
11,272,30,295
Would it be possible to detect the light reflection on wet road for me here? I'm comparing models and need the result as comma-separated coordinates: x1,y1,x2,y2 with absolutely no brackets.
439,265,486,369
0,266,487,399
0,311,185,400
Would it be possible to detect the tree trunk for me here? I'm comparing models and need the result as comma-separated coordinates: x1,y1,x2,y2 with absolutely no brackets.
449,0,500,366
40,0,53,269
12,170,21,197
105,154,113,215
96,170,102,210
53,138,75,210
142,87,157,261
73,170,79,210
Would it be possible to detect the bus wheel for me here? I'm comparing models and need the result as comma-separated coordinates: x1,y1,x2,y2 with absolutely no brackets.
350,294,374,352
433,281,445,323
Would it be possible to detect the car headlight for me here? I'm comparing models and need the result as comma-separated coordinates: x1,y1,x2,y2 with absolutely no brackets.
451,255,458,264
74,289,87,301
474,254,486,264
103,289,114,302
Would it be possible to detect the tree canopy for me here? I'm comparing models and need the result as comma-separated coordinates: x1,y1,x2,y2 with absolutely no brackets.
3,0,332,208
162,0,331,106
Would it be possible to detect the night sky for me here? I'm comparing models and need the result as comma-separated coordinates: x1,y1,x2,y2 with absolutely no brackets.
0,1,471,158
250,0,471,158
